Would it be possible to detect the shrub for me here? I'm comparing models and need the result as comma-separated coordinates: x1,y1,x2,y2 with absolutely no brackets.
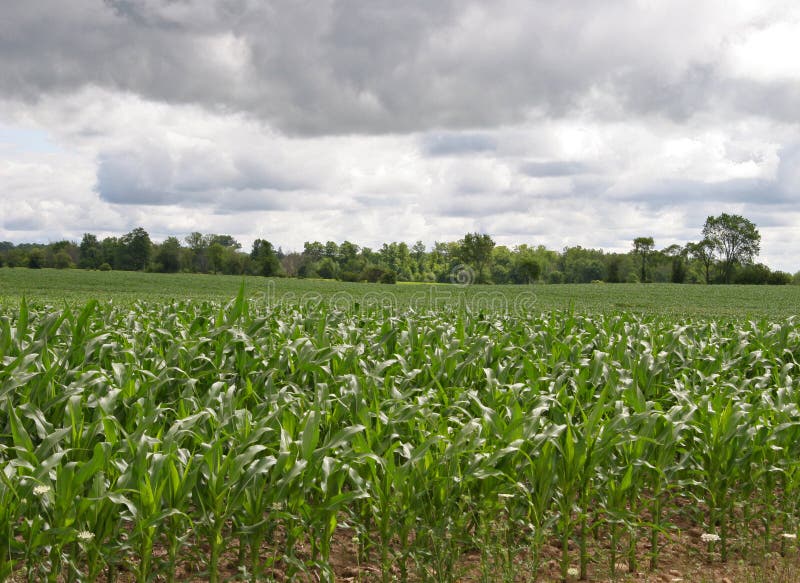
27,249,45,269
379,270,397,284
54,250,74,269
768,270,792,285
361,266,386,283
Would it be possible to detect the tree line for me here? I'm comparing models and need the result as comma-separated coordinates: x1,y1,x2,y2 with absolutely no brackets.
0,213,794,285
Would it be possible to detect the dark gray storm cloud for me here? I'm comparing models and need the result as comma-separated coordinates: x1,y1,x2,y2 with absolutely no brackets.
3,0,797,135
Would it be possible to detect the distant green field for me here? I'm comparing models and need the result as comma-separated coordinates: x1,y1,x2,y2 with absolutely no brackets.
1,267,799,318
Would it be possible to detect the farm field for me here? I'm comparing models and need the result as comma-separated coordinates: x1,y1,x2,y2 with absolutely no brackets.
2,267,800,318
2,273,800,581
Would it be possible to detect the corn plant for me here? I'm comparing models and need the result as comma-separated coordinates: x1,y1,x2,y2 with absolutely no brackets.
3,295,800,582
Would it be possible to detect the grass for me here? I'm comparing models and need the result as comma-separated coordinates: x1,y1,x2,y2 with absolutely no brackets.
2,267,800,318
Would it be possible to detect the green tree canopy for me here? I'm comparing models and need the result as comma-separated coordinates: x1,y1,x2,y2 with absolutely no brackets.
458,232,495,284
632,237,655,283
702,214,760,284
78,233,102,269
118,227,152,271
155,236,182,273
251,238,282,277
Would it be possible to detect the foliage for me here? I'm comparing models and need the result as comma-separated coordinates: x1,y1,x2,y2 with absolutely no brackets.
703,214,761,284
458,232,495,283
154,236,182,273
117,227,152,271
632,236,655,282
78,234,102,269
686,239,716,284
0,215,788,285
26,249,45,269
2,294,800,581
250,239,282,277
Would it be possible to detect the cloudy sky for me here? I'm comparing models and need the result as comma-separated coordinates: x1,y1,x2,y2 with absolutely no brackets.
1,1,799,269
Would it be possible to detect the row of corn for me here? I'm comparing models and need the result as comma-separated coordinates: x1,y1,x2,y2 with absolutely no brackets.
1,294,799,581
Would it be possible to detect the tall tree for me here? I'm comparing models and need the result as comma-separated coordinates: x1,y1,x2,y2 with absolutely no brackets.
280,252,303,277
686,239,715,284
208,243,225,274
208,234,241,249
513,253,541,284
632,237,655,283
78,233,102,269
119,227,152,271
459,232,495,284
99,237,119,268
155,236,182,273
251,239,281,277
27,248,45,269
303,241,325,262
184,232,208,272
702,214,760,284
411,240,427,276
662,244,687,284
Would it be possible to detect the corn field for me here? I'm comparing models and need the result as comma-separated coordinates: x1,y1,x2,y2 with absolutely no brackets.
2,291,800,582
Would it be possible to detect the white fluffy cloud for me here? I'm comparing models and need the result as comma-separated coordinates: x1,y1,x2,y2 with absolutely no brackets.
1,1,799,270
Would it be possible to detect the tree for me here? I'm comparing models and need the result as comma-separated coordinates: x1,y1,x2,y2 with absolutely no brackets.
561,246,606,283
316,257,337,279
339,241,360,263
220,247,247,275
303,241,325,262
155,237,182,273
606,254,624,283
662,244,687,284
632,237,655,283
79,233,102,269
27,248,45,269
208,234,241,250
378,242,414,281
185,232,208,272
99,237,120,268
490,246,514,283
208,243,225,274
323,241,339,260
280,252,303,277
512,251,541,284
119,227,152,271
250,239,281,277
702,214,761,284
54,250,74,269
458,232,495,284
411,240,427,276
686,239,715,284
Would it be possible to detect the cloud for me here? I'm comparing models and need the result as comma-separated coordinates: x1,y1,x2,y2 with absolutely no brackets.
629,178,788,208
520,161,594,177
420,132,497,156
776,144,800,195
1,1,798,135
1,2,800,271
94,130,315,209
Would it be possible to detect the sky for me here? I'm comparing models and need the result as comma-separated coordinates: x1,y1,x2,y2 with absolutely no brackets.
1,0,799,270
